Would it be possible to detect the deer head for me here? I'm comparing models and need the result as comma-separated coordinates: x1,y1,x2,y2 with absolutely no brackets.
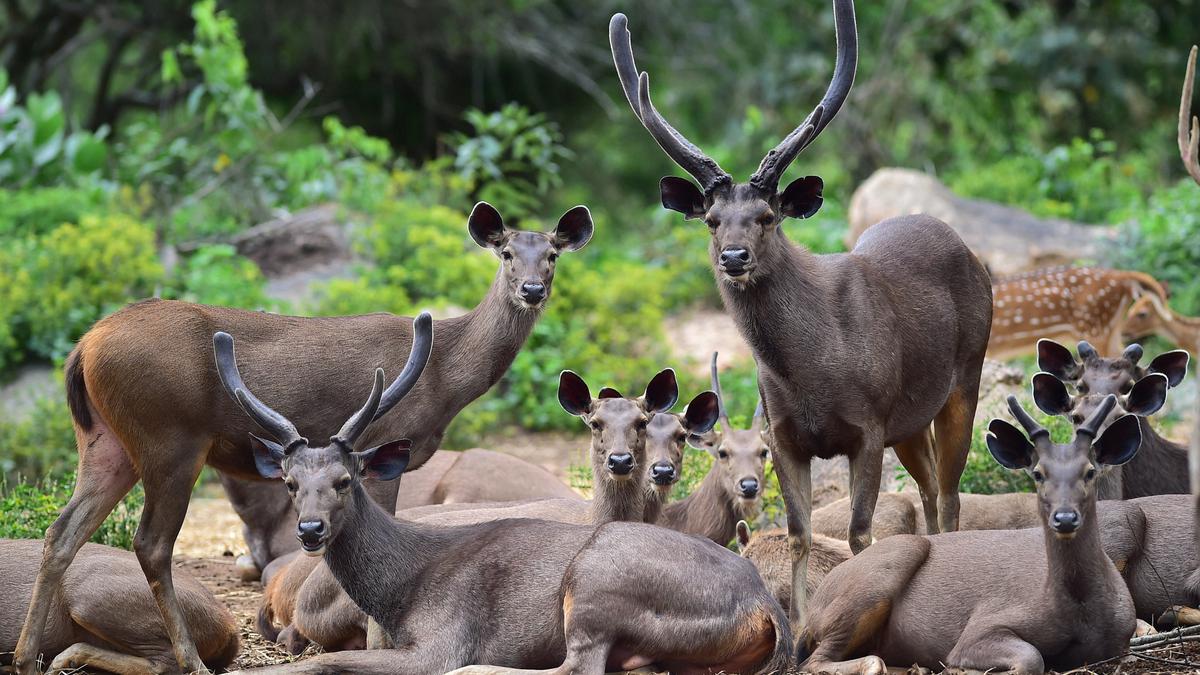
1035,339,1187,431
467,202,593,310
609,1,856,286
987,395,1141,539
686,353,771,514
213,314,433,555
559,369,718,485
643,396,722,494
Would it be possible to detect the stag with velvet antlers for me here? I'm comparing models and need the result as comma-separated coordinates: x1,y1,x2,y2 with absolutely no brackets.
610,0,992,626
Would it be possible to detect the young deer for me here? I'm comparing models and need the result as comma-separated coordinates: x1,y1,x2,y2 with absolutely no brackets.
1,539,239,675
611,0,992,625
255,369,719,654
218,333,791,675
800,394,1140,674
1036,339,1189,499
735,522,851,614
655,352,769,545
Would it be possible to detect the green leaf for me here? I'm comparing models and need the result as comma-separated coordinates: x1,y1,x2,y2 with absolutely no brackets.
67,134,107,174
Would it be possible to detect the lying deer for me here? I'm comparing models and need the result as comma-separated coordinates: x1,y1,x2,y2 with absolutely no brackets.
988,267,1173,360
392,448,579,512
1102,495,1200,627
255,369,719,653
217,332,791,675
812,491,1039,540
1037,339,1189,499
1,539,238,675
800,395,1140,674
213,201,593,578
655,352,769,544
735,522,851,614
611,0,992,625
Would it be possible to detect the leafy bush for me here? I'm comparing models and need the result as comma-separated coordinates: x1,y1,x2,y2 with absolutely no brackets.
1112,178,1200,316
0,69,109,189
0,473,143,550
0,385,77,485
166,244,272,309
0,186,108,238
950,407,1071,495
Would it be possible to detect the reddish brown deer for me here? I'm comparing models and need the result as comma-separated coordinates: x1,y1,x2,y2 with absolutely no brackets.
11,308,433,675
219,202,593,578
610,0,992,625
218,333,791,675
800,395,1140,673
1036,339,1188,499
988,266,1173,359
735,522,851,614
2,539,238,675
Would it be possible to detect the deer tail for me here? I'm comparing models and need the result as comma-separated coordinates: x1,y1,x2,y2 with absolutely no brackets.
65,348,93,431
759,597,795,675
257,599,282,643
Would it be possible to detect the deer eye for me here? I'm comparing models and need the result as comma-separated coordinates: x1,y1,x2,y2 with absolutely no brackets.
1032,470,1045,483
718,450,729,459
501,250,513,261
284,478,298,493
334,475,351,492
548,252,558,263
1085,468,1097,481
705,218,720,230
636,418,648,431
756,212,774,226
760,449,769,459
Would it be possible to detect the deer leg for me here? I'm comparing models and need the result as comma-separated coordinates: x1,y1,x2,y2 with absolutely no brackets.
892,429,939,535
933,387,976,534
769,440,813,628
46,643,165,675
132,442,208,674
846,437,885,555
945,627,1043,675
1159,605,1200,627
13,419,137,675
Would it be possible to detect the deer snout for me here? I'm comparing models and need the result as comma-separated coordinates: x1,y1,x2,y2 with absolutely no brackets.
607,452,635,476
738,477,760,499
296,520,327,553
650,461,677,485
1050,509,1080,535
719,248,751,275
520,281,547,304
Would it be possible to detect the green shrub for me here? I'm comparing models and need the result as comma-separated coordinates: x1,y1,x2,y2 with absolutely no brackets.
0,386,77,485
0,186,108,238
1112,178,1200,316
0,69,109,189
0,473,143,550
166,244,272,309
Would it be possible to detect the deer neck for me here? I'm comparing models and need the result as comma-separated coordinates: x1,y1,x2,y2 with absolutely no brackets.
660,466,739,544
1042,500,1108,602
589,473,647,525
435,269,542,397
324,484,445,628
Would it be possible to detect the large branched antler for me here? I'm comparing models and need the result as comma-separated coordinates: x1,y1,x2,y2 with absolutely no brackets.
1180,46,1200,185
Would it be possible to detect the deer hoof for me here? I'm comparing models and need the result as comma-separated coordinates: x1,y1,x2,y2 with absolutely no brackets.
236,554,262,582
1135,619,1158,637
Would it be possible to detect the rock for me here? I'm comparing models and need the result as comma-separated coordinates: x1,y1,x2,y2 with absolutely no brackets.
847,168,1116,276
231,203,352,278
0,363,57,422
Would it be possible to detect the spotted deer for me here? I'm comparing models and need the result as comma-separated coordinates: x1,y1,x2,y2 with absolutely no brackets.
800,395,1140,674
611,0,992,626
735,522,851,614
987,266,1172,360
217,332,791,675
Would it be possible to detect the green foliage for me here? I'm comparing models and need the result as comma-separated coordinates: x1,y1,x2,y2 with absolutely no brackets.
0,473,144,550
0,69,108,188
954,410,1073,495
166,244,272,309
1113,179,1200,316
0,385,77,485
0,186,108,238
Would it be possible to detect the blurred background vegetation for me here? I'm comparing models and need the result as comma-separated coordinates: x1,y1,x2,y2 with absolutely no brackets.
3,0,1200,532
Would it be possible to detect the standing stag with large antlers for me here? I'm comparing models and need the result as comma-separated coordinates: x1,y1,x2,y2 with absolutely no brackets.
610,0,992,625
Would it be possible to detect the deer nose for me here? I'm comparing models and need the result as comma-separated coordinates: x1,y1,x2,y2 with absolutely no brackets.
296,520,326,549
1051,509,1080,533
607,453,635,475
650,461,677,485
738,478,760,498
719,248,751,274
520,282,546,303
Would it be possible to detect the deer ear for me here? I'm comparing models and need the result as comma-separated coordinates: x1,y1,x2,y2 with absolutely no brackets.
1093,414,1142,467
1032,373,1073,416
779,176,824,219
687,428,721,453
643,368,679,413
558,370,593,416
553,206,594,252
986,419,1035,470
682,391,720,434
1125,373,1169,416
660,177,706,219
468,201,507,249
1148,350,1189,388
735,520,752,553
1038,339,1081,380
356,439,412,481
249,434,287,480
598,387,623,399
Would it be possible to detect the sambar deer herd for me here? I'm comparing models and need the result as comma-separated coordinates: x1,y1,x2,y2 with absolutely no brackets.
4,3,1200,674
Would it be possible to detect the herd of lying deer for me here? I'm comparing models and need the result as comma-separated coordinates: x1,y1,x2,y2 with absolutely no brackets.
5,1,1200,674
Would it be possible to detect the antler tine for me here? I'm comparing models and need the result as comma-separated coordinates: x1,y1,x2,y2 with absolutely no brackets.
710,351,730,426
609,13,731,194
1180,46,1200,185
749,0,858,191
1006,395,1048,440
334,368,386,448
1122,343,1144,365
372,312,434,422
213,332,305,448
1079,395,1118,438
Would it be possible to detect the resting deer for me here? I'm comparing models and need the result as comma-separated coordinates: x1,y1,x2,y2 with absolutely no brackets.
10,305,433,675
256,369,719,653
1,539,238,675
217,332,791,675
393,448,579,512
988,266,1174,359
212,201,592,578
800,395,1140,674
735,522,851,614
1036,339,1189,499
812,491,1040,540
611,0,992,624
